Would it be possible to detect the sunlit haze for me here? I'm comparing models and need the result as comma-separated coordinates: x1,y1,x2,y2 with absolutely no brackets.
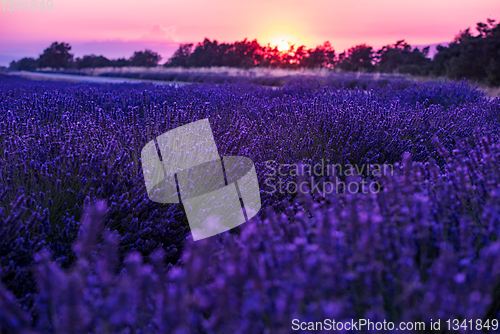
0,0,499,65
277,40,290,52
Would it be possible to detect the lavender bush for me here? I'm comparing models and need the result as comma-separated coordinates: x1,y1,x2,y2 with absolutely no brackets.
2,135,500,333
0,73,499,332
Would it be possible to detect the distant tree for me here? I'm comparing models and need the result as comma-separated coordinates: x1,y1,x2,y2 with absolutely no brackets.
432,19,500,85
301,41,336,68
110,58,131,67
376,40,432,75
7,20,500,81
9,57,38,71
432,43,459,77
479,19,500,86
164,39,336,70
223,39,263,68
433,29,485,80
93,56,111,68
165,43,194,67
238,39,264,67
76,55,111,69
38,42,73,69
398,47,432,75
449,29,488,81
261,44,282,68
376,40,408,72
337,44,374,72
292,45,307,67
130,50,162,67
323,42,336,69
280,44,299,69
188,39,223,67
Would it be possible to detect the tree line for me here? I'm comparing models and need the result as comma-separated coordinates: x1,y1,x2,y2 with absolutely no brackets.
9,44,162,71
9,18,499,85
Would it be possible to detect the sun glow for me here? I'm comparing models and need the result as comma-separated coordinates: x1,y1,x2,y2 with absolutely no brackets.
277,40,290,52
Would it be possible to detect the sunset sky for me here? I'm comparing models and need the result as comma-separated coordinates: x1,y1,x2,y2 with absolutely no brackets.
0,0,499,66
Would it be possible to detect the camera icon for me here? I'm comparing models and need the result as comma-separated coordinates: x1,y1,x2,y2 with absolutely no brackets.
141,119,261,241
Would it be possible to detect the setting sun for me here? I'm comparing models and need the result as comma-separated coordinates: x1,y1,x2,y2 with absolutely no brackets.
277,40,290,52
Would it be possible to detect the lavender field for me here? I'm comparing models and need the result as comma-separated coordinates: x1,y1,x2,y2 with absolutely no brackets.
1,73,500,333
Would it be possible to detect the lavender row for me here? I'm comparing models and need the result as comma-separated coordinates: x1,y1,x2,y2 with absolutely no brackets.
2,134,500,332
0,74,499,327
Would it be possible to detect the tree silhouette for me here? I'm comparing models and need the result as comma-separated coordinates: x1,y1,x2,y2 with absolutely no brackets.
376,40,431,75
75,55,111,69
337,44,374,72
432,19,500,84
11,18,498,84
130,50,162,67
301,41,336,68
165,44,194,67
188,39,224,67
9,58,37,71
165,38,334,69
38,42,73,69
110,58,131,67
